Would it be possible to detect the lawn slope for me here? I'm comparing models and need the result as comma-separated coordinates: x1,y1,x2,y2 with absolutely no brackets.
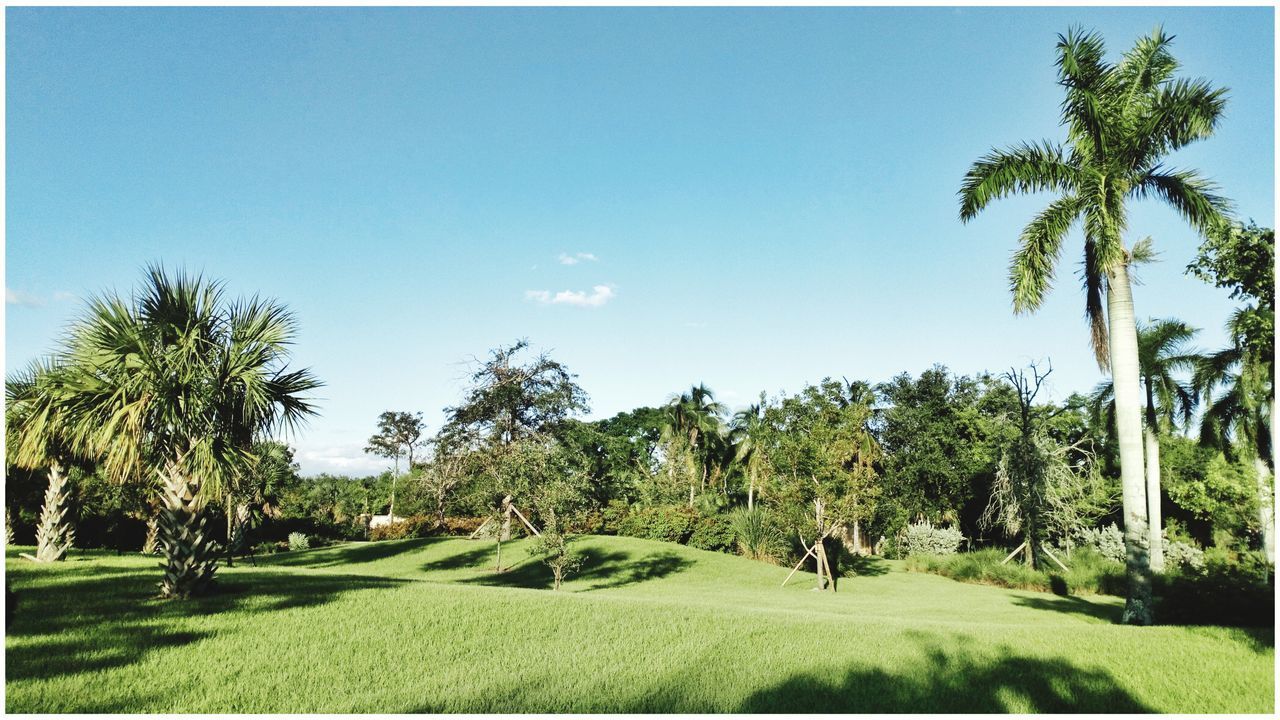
5,536,1273,713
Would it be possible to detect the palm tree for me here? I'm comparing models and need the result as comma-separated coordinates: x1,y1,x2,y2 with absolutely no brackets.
958,27,1231,624
50,266,320,598
1196,309,1274,563
6,360,79,562
661,384,727,506
730,398,769,510
1089,319,1201,570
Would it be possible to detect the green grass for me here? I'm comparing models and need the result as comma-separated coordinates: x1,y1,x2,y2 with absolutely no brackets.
5,535,1274,713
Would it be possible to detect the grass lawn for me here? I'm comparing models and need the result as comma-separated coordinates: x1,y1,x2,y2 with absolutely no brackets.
5,535,1274,713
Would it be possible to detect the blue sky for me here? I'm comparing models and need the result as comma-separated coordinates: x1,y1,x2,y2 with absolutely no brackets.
5,7,1274,476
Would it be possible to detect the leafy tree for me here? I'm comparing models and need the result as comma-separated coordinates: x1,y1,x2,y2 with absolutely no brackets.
444,340,588,448
1196,310,1274,563
958,27,1232,624
1088,319,1201,570
36,266,320,598
364,411,427,518
660,384,727,507
730,398,771,510
765,379,881,591
1160,435,1258,546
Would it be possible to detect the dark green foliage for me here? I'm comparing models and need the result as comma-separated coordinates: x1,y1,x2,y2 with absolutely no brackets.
906,548,1126,596
1154,550,1274,627
369,515,434,541
616,505,698,544
687,514,735,552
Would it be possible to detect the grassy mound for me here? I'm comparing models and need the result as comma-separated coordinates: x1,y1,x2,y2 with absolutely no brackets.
5,536,1274,713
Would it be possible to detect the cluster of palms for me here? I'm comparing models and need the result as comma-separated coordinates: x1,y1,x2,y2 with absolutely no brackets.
5,267,319,598
959,27,1269,624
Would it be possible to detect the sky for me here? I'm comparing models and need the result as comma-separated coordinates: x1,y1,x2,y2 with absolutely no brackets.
5,6,1274,476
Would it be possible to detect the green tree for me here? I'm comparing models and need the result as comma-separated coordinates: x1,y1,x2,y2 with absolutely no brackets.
364,410,427,518
660,384,727,507
1196,310,1274,563
41,266,320,598
958,28,1232,623
730,398,771,510
1088,319,1201,570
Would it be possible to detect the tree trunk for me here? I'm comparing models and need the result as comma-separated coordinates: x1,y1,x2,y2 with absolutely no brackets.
142,516,159,555
1255,456,1275,564
1107,262,1154,625
31,463,74,563
747,475,755,511
157,462,220,599
225,494,236,567
1145,428,1165,572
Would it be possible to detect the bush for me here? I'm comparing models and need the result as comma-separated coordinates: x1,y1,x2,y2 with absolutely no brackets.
434,516,486,536
728,507,785,562
687,515,735,552
616,505,697,544
1154,549,1274,627
254,541,278,556
287,532,311,551
1075,523,1126,564
900,520,964,557
1165,540,1206,572
600,500,630,534
907,546,1127,596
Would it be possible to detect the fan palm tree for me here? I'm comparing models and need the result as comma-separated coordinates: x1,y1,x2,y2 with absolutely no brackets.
49,266,320,598
6,359,80,562
1196,308,1274,563
1088,318,1201,570
958,27,1231,624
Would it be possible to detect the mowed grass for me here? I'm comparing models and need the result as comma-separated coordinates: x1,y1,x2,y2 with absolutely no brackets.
5,536,1274,713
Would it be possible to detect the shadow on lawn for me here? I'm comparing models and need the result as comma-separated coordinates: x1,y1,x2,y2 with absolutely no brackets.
455,547,694,591
844,554,890,577
259,537,440,568
5,564,408,684
730,642,1153,713
1009,594,1122,623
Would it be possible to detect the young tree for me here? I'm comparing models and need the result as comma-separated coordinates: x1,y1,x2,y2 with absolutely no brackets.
6,360,80,563
958,28,1232,624
364,411,427,518
766,380,880,591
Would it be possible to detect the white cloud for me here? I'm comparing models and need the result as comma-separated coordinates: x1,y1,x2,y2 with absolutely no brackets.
6,289,44,307
295,443,388,476
525,284,615,307
558,252,599,266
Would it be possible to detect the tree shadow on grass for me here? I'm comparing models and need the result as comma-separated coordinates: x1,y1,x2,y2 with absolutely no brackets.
421,543,497,572
258,538,439,568
5,564,409,684
843,555,890,577
454,547,694,592
1010,594,1123,623
732,643,1152,713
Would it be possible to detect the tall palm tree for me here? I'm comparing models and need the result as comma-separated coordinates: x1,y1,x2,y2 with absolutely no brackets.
661,384,726,506
49,266,320,598
1196,309,1274,563
958,27,1231,624
1088,318,1201,570
730,398,769,510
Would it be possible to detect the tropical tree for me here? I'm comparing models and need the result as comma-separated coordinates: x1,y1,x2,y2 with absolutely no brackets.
46,266,320,598
730,397,771,510
6,359,84,563
958,27,1232,623
660,384,726,507
1196,309,1274,563
1088,319,1201,570
364,410,427,518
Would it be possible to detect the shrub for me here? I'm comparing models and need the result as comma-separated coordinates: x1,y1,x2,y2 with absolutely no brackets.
253,541,278,556
1165,540,1206,572
907,546,1127,596
687,515,735,553
435,516,486,536
532,528,583,590
600,499,630,534
1154,550,1273,627
287,532,311,551
1074,523,1126,564
616,505,697,544
728,507,785,562
900,520,964,557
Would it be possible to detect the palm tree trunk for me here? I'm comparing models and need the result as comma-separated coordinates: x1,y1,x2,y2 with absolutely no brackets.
1255,456,1275,565
30,463,74,563
157,462,220,599
1144,428,1165,572
1107,262,1154,625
